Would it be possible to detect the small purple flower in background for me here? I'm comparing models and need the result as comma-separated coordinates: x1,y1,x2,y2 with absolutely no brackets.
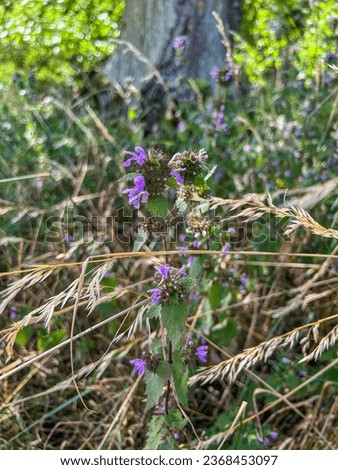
170,168,185,184
193,240,200,248
298,370,307,377
188,256,195,266
65,233,74,243
178,234,185,242
270,431,278,440
294,125,302,137
210,65,219,79
196,345,208,363
222,242,230,255
148,288,162,304
214,168,223,180
173,433,180,440
172,35,187,51
122,175,149,209
155,263,170,279
228,227,236,235
9,306,17,320
186,335,194,347
214,107,228,132
284,170,292,178
177,121,186,132
192,292,200,302
282,357,292,365
243,144,251,154
263,437,270,446
224,65,233,82
130,358,147,376
123,146,147,167
240,274,248,287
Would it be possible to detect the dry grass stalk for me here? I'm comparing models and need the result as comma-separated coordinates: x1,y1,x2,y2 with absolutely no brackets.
197,192,338,240
190,314,338,385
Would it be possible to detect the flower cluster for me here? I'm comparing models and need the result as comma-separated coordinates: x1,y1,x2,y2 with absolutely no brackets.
147,263,190,305
172,35,187,51
183,335,208,365
123,146,147,167
122,175,149,209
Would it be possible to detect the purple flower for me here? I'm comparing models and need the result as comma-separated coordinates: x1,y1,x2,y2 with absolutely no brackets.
9,306,17,320
123,146,147,167
172,35,187,51
282,357,292,365
65,233,74,242
130,358,147,376
170,168,185,184
193,240,200,248
177,265,187,277
298,370,307,377
188,256,195,266
173,433,180,440
228,227,236,235
214,169,223,180
240,274,248,287
263,437,270,446
148,288,162,304
177,121,186,132
243,144,251,154
222,242,230,255
196,345,208,363
270,431,278,440
214,108,228,132
210,66,219,79
155,263,170,279
123,175,149,209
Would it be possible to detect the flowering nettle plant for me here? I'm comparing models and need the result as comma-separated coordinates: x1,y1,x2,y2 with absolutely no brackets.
121,146,248,449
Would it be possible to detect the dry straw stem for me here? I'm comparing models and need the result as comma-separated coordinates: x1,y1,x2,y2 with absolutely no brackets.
197,192,338,240
190,313,338,385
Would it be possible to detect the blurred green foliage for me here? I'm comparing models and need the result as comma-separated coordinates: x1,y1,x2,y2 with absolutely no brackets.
0,0,125,85
237,0,337,85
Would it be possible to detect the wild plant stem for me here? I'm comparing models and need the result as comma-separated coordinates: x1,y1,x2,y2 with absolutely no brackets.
165,340,173,414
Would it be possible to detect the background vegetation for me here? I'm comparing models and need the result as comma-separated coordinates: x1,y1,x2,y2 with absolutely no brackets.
0,0,337,450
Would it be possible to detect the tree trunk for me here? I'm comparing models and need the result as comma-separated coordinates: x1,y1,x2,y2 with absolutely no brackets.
103,0,241,118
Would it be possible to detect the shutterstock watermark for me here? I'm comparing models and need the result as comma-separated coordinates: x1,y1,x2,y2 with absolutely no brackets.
44,207,289,246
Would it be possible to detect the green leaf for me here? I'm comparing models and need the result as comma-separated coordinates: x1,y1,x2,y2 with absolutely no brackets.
145,302,161,319
133,227,148,252
161,304,187,350
189,255,203,279
211,317,238,345
147,196,168,217
176,197,188,212
150,338,163,355
144,415,166,450
145,372,165,411
176,276,196,291
16,325,34,347
37,328,67,352
164,409,187,430
156,361,171,380
208,281,222,309
173,350,189,406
